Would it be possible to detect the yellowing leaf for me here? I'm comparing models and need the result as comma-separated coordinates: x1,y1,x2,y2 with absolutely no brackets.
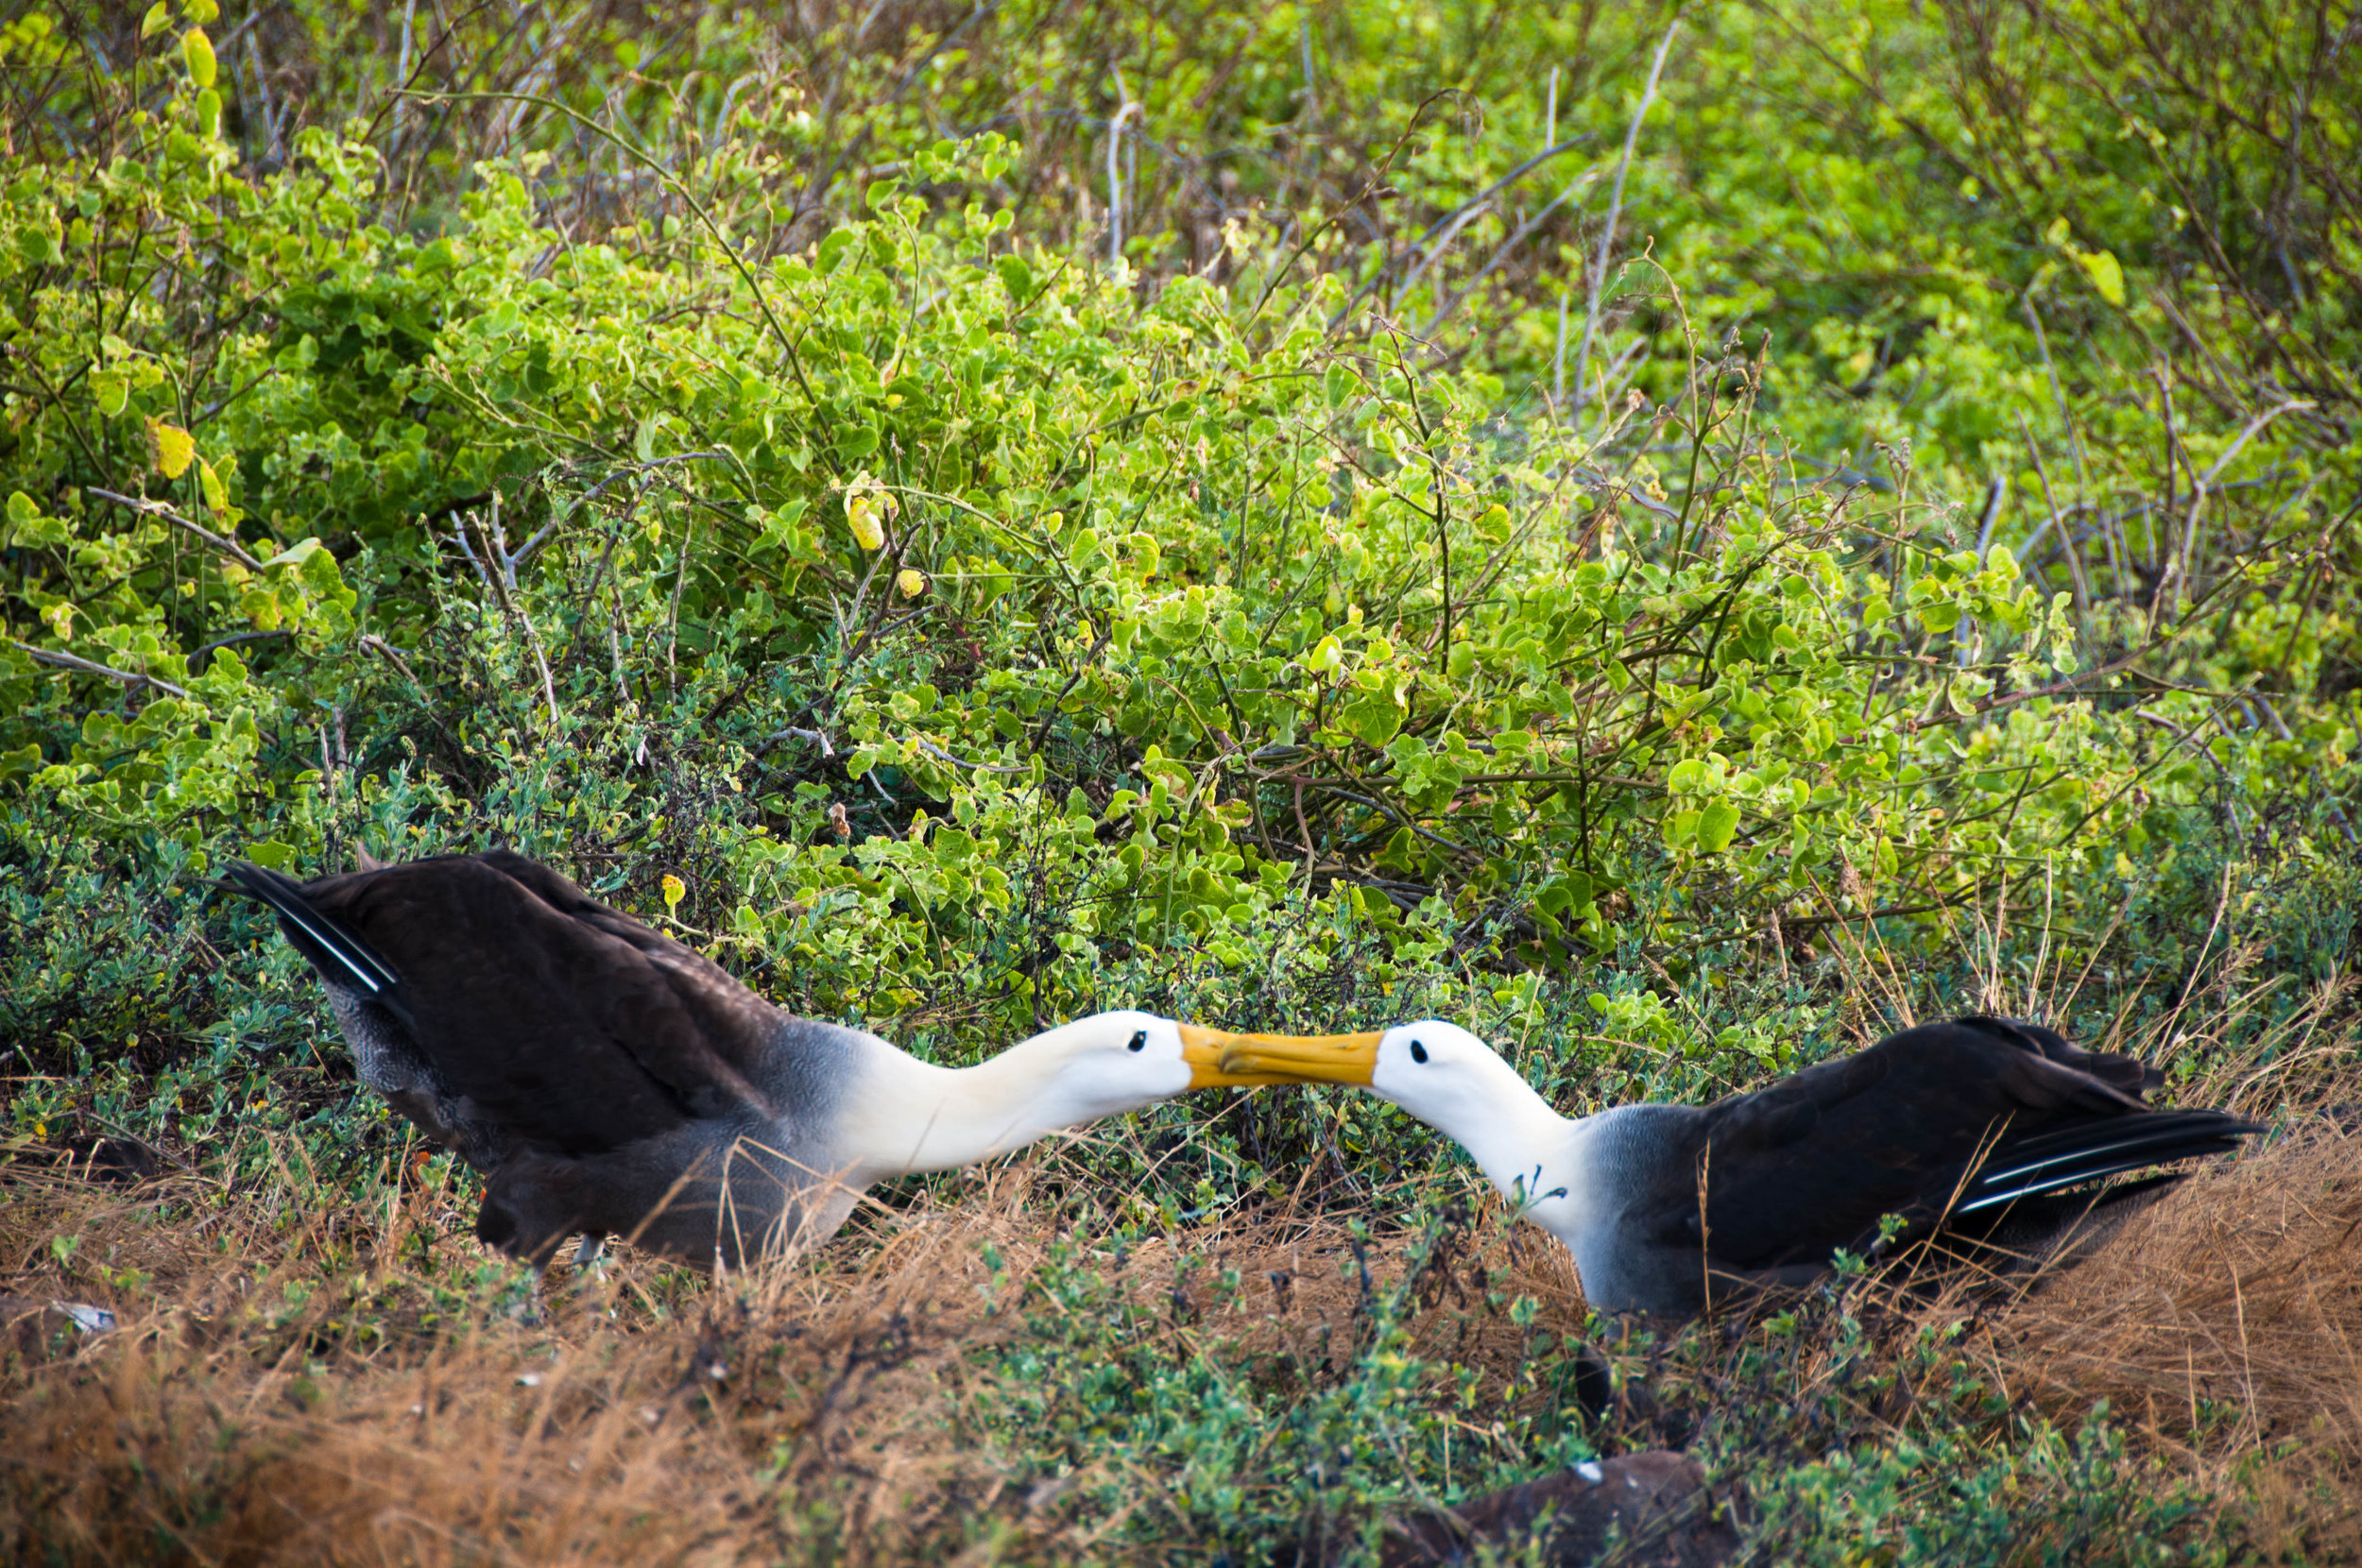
149,419,196,479
2077,247,2127,306
896,568,928,598
660,873,686,912
197,458,228,514
842,470,890,551
847,497,884,551
140,2,171,38
181,27,215,89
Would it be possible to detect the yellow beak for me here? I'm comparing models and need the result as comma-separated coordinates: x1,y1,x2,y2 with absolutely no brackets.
1179,1026,1383,1089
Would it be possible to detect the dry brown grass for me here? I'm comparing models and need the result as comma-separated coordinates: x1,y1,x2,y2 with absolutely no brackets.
9,972,2361,1563
1885,965,2362,1559
2,1161,971,1564
1976,1113,2362,1555
0,1138,1586,1567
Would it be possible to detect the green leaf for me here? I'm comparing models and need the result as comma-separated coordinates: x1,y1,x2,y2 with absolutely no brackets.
245,840,298,870
17,221,60,266
1696,801,1741,853
633,412,665,462
1338,682,1407,747
2076,247,2126,306
1917,601,1962,634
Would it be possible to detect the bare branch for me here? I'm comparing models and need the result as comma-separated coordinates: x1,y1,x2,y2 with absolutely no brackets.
1573,20,1681,418
9,639,192,700
85,488,266,572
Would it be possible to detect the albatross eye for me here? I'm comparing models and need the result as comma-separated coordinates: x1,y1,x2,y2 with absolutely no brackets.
1409,1039,1429,1064
1128,1031,1148,1053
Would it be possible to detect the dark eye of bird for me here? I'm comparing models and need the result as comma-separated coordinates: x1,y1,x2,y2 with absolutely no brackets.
1128,1031,1148,1052
1410,1039,1429,1064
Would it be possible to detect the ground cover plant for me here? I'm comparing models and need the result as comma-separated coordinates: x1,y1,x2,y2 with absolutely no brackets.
3,0,2358,1559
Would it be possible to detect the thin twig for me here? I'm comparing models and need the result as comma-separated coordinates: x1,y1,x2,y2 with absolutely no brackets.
402,88,822,415
1572,20,1680,417
1106,67,1140,273
9,639,191,700
358,634,424,690
468,497,561,729
915,737,1028,775
85,488,265,571
2172,398,2316,611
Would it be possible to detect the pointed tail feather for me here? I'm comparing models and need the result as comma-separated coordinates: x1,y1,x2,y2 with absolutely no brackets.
222,861,404,997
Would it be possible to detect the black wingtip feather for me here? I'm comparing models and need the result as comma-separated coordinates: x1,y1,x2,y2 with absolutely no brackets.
222,861,404,996
1985,1111,2264,1177
1960,1110,2262,1214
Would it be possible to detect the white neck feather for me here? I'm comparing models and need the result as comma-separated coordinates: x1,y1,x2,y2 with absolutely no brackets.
829,1030,1104,1181
1398,1053,1583,1215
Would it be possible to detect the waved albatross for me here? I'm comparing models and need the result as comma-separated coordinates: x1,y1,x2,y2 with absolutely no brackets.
1221,1015,2262,1316
225,849,1296,1267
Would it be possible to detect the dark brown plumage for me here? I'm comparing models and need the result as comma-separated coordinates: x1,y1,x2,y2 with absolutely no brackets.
223,851,1284,1269
1219,1015,2265,1316
1654,1016,2247,1289
226,850,860,1262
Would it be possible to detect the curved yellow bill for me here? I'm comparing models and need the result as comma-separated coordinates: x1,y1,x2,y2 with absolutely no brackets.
1178,1026,1382,1089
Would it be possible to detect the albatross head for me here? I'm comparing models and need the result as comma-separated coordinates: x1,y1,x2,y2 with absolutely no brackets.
1012,1010,1373,1124
1214,1019,1549,1149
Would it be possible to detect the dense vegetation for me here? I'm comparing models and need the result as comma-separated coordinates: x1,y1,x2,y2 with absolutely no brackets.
3,0,2357,1559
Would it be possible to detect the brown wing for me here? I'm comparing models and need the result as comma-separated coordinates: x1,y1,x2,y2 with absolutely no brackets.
1682,1016,2154,1270
289,852,782,1155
